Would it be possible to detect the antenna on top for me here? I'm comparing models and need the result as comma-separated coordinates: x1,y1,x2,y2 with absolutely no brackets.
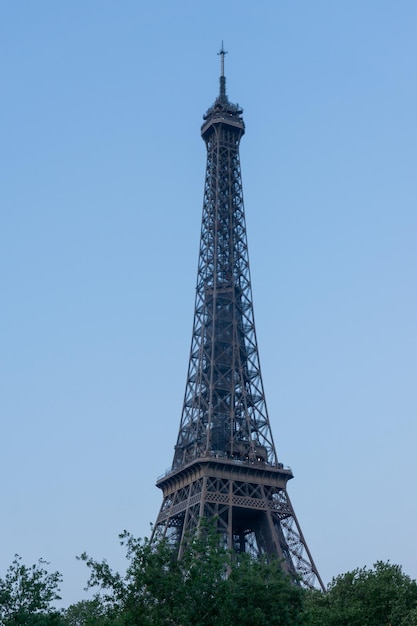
218,41,228,77
217,42,228,99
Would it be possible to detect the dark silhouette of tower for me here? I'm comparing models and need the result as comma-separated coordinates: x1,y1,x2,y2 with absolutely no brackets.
153,47,324,591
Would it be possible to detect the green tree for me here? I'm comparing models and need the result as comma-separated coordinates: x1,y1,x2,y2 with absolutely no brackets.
305,561,417,626
0,554,62,626
79,529,227,625
224,553,305,626
78,529,305,626
61,598,119,626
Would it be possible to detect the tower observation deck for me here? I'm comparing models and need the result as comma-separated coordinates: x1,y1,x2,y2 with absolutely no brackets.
152,47,324,591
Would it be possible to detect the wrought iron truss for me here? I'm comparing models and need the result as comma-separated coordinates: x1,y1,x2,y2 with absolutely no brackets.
153,51,324,591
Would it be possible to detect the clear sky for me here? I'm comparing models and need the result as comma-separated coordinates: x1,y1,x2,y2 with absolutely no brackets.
1,0,416,607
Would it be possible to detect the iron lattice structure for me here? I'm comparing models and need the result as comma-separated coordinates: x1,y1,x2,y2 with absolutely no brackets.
153,50,324,591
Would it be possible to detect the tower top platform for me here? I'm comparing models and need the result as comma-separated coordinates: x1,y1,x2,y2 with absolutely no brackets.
201,44,244,138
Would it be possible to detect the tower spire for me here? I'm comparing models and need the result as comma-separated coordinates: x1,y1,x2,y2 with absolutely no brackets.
218,41,228,100
152,54,324,592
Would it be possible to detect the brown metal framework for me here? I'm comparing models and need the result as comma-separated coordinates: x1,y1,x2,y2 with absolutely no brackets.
153,51,324,591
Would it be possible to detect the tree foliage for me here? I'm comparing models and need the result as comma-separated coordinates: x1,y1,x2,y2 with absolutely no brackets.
305,560,417,626
5,541,417,626
61,599,116,626
0,554,62,626
75,528,304,626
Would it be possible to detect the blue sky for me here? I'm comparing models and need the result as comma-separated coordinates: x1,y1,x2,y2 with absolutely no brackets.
1,0,416,607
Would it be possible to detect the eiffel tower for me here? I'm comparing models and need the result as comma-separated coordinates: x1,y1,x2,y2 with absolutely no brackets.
153,46,324,590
